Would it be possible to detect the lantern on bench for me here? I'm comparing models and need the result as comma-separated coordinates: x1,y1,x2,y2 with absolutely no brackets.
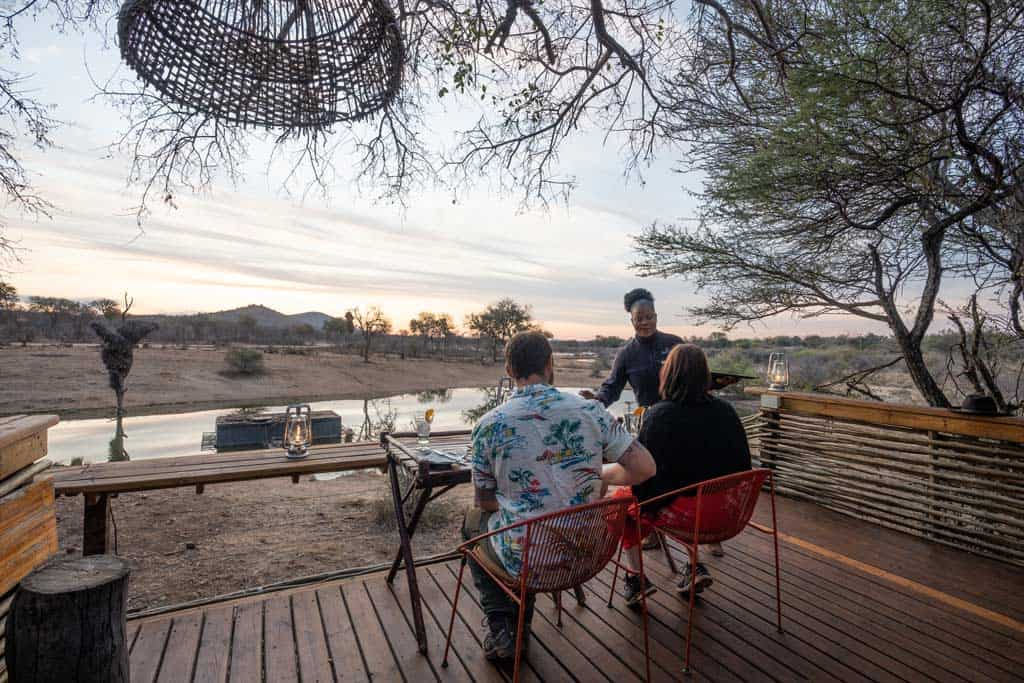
284,404,312,458
768,353,790,391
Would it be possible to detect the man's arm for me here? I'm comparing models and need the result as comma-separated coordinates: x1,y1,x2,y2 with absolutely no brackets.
601,439,656,486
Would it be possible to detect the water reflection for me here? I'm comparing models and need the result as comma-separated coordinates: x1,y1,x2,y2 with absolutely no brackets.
108,432,130,462
462,387,502,424
357,399,398,441
45,386,642,464
416,388,453,404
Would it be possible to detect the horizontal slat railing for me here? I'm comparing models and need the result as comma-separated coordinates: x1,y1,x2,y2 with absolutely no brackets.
742,390,1024,567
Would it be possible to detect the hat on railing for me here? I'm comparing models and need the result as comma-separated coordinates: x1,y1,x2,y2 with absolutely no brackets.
118,0,404,130
951,393,1005,416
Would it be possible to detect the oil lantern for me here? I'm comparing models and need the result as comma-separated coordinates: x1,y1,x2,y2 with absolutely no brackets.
283,404,312,458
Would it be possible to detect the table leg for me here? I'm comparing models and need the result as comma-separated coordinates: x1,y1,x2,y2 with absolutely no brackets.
387,456,429,653
83,493,110,556
387,486,431,583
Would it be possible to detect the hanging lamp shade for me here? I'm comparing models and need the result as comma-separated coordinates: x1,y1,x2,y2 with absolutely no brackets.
117,0,404,129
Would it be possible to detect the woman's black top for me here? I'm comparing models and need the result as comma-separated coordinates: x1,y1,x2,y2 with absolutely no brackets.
633,397,752,512
596,331,683,407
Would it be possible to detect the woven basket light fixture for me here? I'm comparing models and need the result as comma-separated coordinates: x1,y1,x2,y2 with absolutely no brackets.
118,0,404,129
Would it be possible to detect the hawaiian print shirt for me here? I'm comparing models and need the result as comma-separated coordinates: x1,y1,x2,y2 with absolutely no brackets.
471,383,635,575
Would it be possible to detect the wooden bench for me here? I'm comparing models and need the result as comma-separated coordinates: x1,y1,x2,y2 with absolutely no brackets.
49,440,388,555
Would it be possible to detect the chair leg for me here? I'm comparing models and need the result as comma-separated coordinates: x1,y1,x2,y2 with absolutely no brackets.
573,584,587,606
442,555,467,668
608,539,625,607
637,521,652,683
555,590,563,628
769,474,784,634
682,544,698,675
512,588,528,683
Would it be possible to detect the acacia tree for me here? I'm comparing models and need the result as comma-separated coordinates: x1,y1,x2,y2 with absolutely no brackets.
633,0,1024,407
349,306,392,362
466,298,533,361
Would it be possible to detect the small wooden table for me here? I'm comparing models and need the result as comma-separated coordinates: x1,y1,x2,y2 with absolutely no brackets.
381,430,472,654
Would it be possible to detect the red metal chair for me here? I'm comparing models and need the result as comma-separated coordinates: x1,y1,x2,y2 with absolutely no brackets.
442,496,652,682
612,468,782,675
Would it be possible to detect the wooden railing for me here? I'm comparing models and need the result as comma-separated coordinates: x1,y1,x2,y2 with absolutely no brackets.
742,389,1024,567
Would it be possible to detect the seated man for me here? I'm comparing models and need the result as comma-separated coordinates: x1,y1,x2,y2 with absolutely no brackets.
465,331,656,661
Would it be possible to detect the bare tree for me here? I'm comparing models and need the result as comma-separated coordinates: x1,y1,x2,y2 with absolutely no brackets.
1,1,114,252
349,306,392,362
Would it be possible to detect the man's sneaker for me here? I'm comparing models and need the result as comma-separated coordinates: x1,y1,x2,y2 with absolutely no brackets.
677,563,713,595
624,573,657,609
709,542,725,557
482,616,515,661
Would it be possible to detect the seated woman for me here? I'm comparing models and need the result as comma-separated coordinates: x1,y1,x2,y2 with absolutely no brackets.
614,343,752,607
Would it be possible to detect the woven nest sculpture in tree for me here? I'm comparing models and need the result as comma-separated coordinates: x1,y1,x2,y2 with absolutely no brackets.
118,0,404,129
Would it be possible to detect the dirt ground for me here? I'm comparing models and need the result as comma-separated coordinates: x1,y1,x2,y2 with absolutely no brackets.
0,345,596,418
55,471,476,613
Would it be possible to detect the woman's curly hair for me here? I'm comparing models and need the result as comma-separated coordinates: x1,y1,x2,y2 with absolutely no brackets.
623,288,655,313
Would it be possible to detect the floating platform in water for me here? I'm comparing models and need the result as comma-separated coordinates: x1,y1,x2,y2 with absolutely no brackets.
204,411,343,451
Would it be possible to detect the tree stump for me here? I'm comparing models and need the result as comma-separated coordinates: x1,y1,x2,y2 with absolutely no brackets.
7,555,130,683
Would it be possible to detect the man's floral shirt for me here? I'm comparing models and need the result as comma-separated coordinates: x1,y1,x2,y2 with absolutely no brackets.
471,383,633,574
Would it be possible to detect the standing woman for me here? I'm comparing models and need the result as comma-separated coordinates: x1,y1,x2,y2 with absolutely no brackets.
581,288,682,408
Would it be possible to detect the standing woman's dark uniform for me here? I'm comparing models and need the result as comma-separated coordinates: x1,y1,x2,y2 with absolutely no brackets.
582,289,682,408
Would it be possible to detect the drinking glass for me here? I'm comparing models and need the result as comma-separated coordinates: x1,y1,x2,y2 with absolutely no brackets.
414,416,431,445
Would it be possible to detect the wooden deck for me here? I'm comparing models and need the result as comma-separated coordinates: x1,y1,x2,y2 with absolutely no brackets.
123,497,1024,682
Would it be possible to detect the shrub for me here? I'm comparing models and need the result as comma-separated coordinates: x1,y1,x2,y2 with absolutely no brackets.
224,348,265,376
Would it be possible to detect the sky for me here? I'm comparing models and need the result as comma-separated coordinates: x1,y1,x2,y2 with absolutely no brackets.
0,9,894,340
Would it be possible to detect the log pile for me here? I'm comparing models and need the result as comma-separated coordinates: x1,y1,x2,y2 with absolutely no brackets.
745,392,1024,567
0,415,59,683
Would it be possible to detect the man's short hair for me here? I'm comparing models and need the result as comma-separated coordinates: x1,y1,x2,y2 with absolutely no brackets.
505,331,552,379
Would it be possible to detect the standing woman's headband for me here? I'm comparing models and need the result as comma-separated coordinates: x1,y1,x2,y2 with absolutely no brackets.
624,288,655,313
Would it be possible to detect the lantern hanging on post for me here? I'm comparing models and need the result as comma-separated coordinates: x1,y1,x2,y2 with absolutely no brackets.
117,0,405,130
768,353,790,391
283,404,312,458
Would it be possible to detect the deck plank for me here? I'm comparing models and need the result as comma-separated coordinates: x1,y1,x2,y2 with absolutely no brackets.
387,566,475,682
363,578,439,681
343,581,404,681
592,568,766,683
228,602,263,683
756,495,1024,623
433,563,610,683
156,612,202,683
130,619,172,683
292,590,335,683
718,534,1018,681
575,580,688,682
192,606,234,683
317,585,369,682
730,530,1024,657
263,595,298,683
417,565,510,683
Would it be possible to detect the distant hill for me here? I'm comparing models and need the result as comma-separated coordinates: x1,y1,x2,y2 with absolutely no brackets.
203,305,332,330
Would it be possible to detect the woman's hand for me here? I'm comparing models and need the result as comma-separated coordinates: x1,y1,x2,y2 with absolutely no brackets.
579,389,597,400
